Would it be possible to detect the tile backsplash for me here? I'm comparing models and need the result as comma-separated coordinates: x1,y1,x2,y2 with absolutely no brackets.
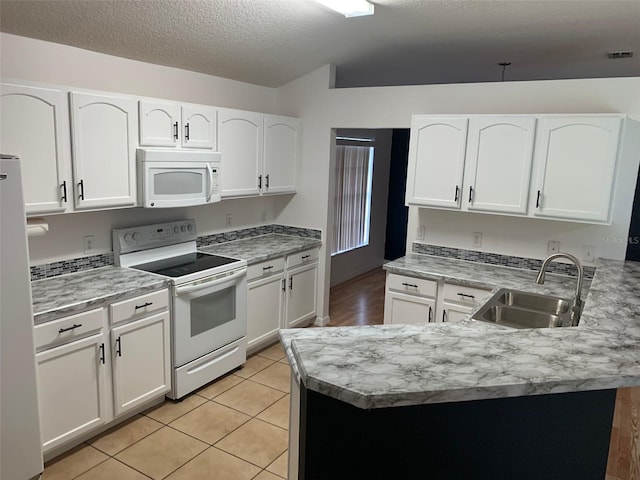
413,243,596,279
31,224,322,281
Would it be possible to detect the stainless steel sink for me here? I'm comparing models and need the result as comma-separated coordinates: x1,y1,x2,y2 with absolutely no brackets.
472,288,573,329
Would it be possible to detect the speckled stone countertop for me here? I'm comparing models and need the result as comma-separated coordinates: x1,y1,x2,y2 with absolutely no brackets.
199,233,321,264
32,266,169,324
280,255,640,409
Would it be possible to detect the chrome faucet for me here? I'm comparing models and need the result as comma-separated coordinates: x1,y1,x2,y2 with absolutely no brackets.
536,253,584,326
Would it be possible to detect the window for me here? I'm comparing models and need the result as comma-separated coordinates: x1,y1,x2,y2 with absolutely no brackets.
332,144,374,255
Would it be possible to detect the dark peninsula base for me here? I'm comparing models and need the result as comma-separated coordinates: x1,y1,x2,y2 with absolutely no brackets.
298,385,616,480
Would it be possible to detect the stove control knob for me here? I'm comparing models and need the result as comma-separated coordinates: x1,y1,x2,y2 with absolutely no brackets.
181,225,186,233
124,233,132,242
174,226,180,234
132,232,140,241
187,224,194,232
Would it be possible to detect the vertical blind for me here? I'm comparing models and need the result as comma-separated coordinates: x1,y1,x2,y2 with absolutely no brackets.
332,145,374,255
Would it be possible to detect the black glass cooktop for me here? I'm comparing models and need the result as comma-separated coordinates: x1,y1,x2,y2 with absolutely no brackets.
134,252,239,278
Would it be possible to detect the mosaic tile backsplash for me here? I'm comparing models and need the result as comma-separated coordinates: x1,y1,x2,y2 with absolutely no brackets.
30,224,322,281
412,243,596,279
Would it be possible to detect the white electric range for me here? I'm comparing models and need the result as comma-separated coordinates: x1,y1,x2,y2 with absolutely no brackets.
113,219,247,399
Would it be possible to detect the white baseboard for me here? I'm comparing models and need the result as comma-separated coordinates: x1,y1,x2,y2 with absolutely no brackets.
313,315,330,326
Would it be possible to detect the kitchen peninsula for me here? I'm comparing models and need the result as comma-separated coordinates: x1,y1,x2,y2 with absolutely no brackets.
280,255,640,480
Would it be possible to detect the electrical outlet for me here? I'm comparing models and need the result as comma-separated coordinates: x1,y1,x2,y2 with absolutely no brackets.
225,213,232,227
583,245,595,262
83,235,95,254
261,211,267,222
472,232,482,248
417,225,425,240
547,240,560,254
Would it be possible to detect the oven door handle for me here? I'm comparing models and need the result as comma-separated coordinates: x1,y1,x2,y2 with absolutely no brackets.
206,163,214,202
174,268,246,296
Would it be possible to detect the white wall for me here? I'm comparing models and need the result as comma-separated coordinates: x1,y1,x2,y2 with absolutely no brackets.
0,33,284,264
330,129,392,286
276,66,640,321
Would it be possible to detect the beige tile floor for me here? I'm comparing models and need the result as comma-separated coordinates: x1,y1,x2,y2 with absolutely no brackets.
43,342,291,480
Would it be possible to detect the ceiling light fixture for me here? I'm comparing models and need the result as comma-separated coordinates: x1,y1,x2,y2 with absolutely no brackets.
314,0,375,17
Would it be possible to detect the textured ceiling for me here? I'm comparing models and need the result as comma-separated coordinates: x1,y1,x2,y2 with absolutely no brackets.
1,0,639,88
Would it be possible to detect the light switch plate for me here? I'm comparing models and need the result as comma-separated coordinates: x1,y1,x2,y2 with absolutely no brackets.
472,232,482,248
547,240,560,254
583,245,595,262
417,226,425,240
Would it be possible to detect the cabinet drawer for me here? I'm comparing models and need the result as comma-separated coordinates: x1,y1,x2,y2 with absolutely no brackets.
387,274,437,298
110,289,169,325
286,248,319,269
34,308,104,351
247,257,285,282
442,283,492,307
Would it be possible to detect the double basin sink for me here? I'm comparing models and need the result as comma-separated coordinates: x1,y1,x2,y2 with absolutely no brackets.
472,288,574,329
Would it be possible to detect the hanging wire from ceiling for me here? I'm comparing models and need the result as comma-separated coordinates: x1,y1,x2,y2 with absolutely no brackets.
498,62,512,82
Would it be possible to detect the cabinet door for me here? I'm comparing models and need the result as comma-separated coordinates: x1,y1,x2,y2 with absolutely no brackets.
1,83,72,215
36,332,108,453
70,92,137,209
247,273,284,350
464,117,536,214
218,108,262,197
383,291,435,324
181,105,216,149
533,116,622,222
263,114,299,194
111,311,171,416
285,263,317,328
406,117,468,208
139,100,180,147
441,304,470,323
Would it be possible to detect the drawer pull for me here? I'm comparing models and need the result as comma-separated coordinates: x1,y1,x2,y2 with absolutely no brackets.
457,293,475,299
302,254,311,260
58,323,82,334
402,282,418,288
134,302,153,310
262,265,274,271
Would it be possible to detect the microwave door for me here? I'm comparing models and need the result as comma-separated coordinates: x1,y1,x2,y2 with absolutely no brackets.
145,165,209,208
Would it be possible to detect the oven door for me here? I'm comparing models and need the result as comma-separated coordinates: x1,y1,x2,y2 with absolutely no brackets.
173,267,247,367
141,161,220,208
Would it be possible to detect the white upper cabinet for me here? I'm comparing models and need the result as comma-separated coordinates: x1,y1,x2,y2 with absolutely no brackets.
139,100,216,149
70,92,137,209
532,115,622,223
218,108,262,197
181,104,216,149
1,83,73,215
464,117,536,215
139,100,180,147
406,117,468,208
263,114,299,195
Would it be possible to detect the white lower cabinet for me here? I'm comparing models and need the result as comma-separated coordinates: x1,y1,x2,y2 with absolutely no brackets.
35,289,170,455
384,291,435,324
246,249,319,352
384,273,491,325
247,271,285,351
111,311,171,416
34,307,109,453
285,262,318,328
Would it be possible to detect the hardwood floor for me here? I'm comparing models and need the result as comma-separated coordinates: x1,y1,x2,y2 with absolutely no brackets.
327,268,640,479
328,267,385,327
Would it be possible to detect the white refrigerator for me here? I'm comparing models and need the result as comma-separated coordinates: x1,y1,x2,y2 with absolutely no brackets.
0,154,43,479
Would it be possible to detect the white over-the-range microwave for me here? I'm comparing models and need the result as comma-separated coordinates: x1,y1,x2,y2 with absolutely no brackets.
137,148,222,208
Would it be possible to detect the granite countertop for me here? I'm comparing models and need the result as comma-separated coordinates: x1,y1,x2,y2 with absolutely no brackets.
280,255,640,410
32,266,169,324
199,233,322,264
